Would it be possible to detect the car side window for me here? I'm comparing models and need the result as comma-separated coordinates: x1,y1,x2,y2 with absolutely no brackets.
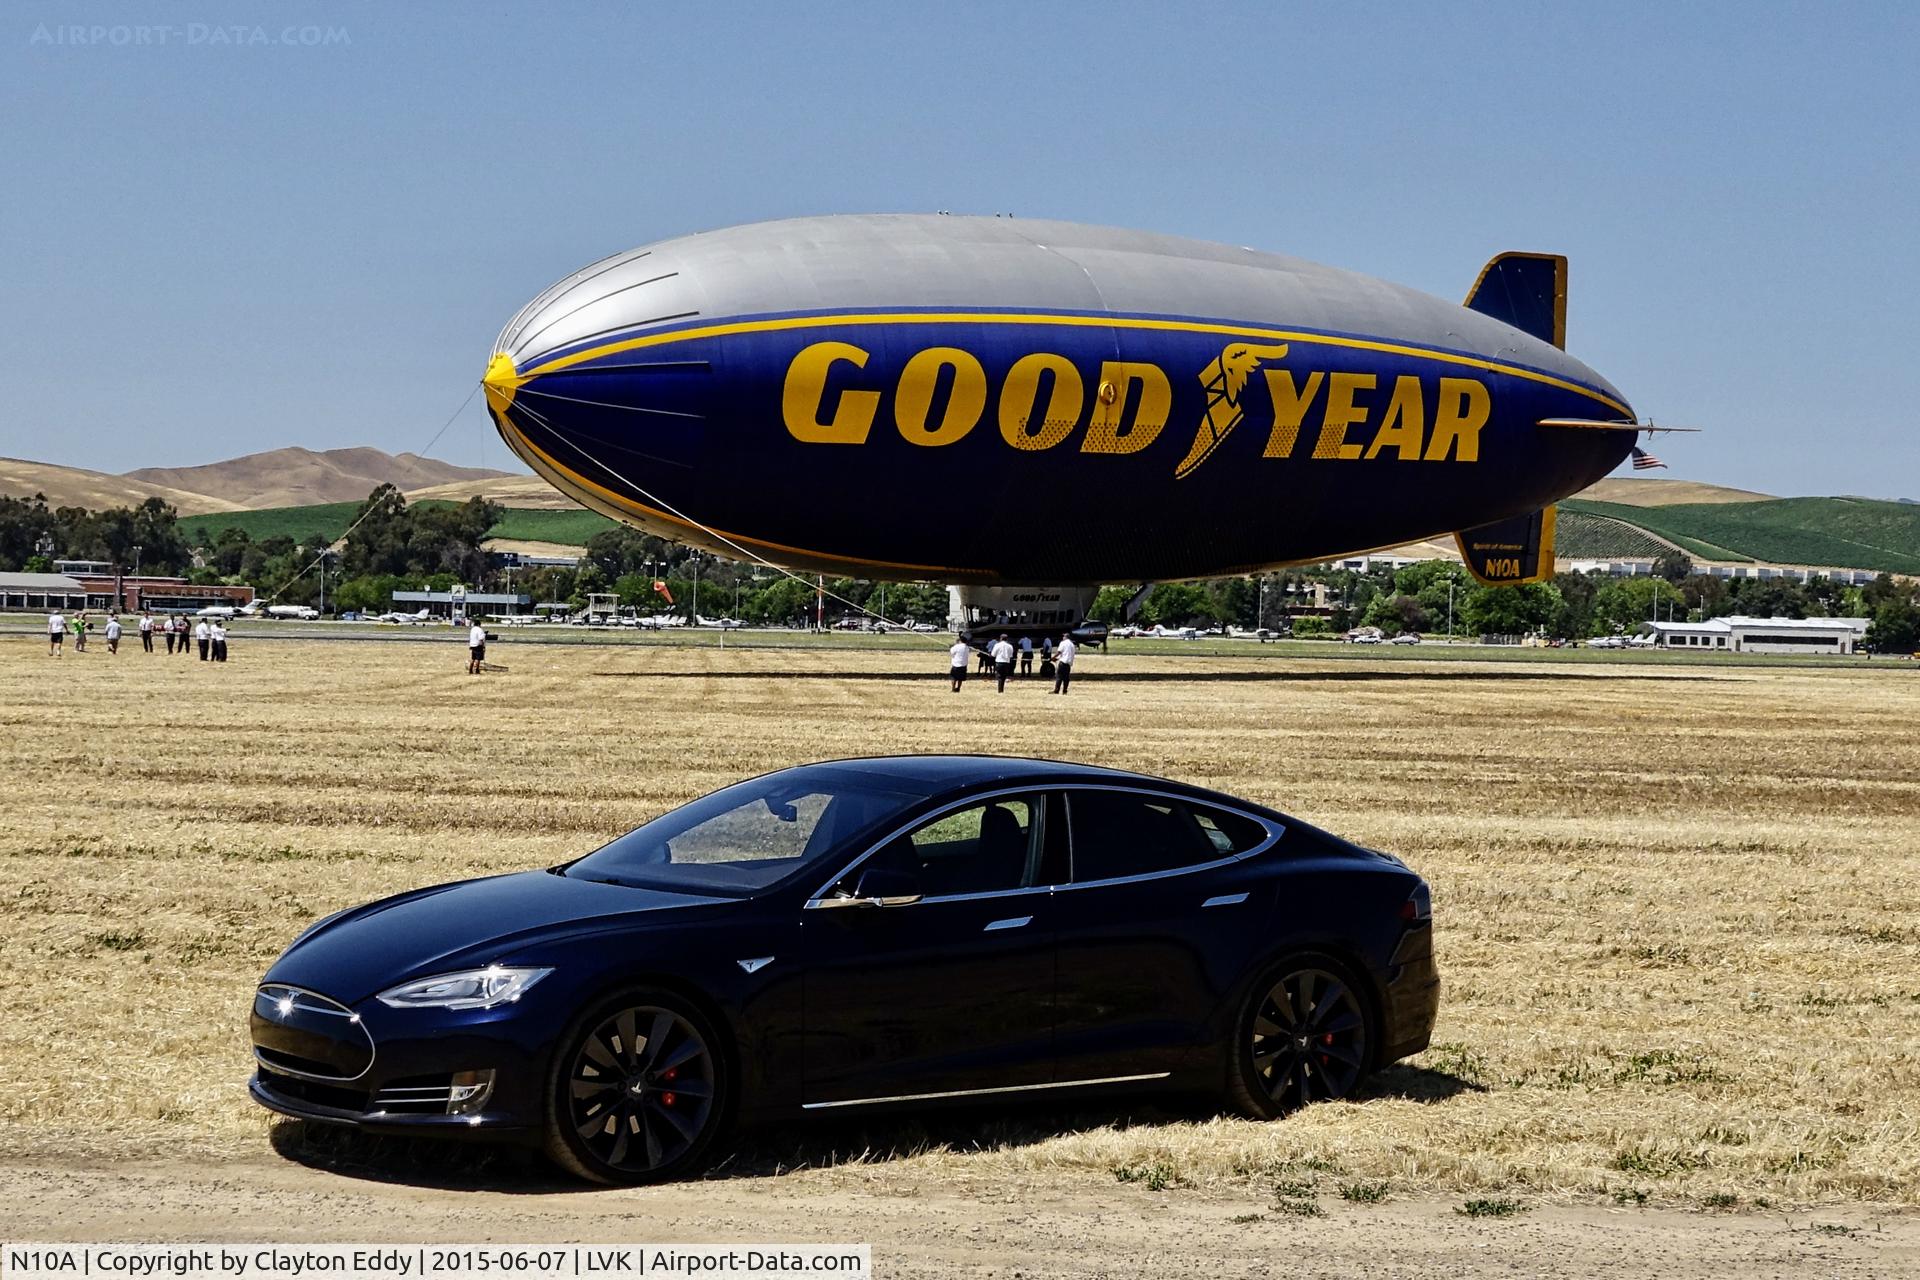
833,795,1042,899
1067,791,1263,883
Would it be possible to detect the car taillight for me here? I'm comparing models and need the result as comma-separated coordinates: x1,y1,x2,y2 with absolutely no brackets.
1400,882,1431,923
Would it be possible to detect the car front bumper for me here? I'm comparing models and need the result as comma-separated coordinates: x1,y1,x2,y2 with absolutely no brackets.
248,982,565,1143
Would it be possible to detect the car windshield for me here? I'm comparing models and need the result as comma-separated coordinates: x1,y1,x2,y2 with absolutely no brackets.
563,766,929,896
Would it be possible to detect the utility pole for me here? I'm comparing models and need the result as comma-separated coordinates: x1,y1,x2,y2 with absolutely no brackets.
1447,573,1456,644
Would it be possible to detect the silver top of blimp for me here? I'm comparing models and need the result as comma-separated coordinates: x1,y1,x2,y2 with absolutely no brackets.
494,214,1618,399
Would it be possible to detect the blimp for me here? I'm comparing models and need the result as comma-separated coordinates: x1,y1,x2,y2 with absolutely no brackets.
483,215,1645,628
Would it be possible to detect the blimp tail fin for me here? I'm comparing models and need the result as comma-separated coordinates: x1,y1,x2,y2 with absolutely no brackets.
1464,253,1568,349
1455,506,1557,586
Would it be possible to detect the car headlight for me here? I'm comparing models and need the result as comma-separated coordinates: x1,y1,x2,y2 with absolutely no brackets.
375,966,553,1010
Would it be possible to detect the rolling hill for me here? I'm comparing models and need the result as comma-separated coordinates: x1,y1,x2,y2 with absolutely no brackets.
1572,477,1774,506
126,447,511,510
0,457,248,516
177,500,616,550
402,475,583,509
1560,496,1920,574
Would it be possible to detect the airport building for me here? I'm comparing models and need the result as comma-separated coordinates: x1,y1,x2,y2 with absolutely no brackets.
1640,615,1868,654
392,588,532,619
0,571,252,614
0,571,90,612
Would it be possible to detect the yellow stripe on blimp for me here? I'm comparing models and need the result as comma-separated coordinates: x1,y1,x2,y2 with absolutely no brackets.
518,311,1633,418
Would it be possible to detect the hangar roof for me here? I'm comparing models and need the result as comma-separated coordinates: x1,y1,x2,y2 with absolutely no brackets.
0,572,85,590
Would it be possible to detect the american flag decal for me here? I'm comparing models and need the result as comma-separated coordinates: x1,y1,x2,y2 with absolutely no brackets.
1631,447,1668,470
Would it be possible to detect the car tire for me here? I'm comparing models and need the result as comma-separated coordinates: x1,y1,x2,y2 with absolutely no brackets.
543,987,729,1184
1224,952,1376,1121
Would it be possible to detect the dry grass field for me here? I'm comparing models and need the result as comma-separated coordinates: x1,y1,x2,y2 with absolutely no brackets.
1,635,1916,1213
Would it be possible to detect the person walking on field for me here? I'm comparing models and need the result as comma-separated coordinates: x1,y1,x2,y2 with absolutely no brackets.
210,620,228,662
195,617,211,661
138,611,154,653
48,608,65,656
948,637,971,692
1018,635,1034,676
105,614,122,655
468,620,488,675
1052,632,1077,694
991,633,1015,693
73,613,88,652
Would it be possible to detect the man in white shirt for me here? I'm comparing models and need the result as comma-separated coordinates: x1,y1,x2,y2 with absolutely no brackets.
105,615,123,654
469,621,488,674
47,609,64,657
138,610,154,653
990,633,1015,693
194,618,211,661
1052,633,1078,694
210,621,228,662
948,638,971,692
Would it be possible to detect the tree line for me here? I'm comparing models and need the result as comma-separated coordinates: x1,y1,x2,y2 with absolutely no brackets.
4,485,1916,649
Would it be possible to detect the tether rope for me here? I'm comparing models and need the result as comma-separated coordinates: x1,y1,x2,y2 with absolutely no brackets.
505,394,959,646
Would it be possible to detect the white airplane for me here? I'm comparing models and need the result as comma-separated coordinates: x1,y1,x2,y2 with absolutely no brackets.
650,613,687,627
377,608,432,624
195,605,237,619
697,615,746,629
266,605,319,620
1148,624,1200,640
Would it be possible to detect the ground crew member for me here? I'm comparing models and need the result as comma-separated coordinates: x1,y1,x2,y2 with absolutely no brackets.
991,633,1015,693
1018,635,1034,675
948,637,971,692
105,615,122,654
1052,632,1077,694
175,615,189,658
73,613,88,652
210,620,228,662
195,618,211,661
48,608,64,656
139,611,154,652
469,619,488,674
163,615,176,654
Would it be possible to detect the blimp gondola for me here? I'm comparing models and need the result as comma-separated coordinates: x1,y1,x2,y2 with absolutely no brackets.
483,215,1645,625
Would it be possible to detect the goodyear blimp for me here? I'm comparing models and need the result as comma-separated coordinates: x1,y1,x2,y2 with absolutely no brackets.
484,214,1646,619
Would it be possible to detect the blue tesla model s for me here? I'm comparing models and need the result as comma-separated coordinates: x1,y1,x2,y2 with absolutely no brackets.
250,756,1438,1183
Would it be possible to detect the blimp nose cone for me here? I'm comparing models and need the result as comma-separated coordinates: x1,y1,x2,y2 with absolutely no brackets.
482,352,524,417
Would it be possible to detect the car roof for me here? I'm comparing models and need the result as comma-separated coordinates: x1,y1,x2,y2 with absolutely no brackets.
788,755,1253,807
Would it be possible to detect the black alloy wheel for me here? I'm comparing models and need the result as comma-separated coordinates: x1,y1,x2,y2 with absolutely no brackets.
547,993,725,1183
1228,956,1371,1119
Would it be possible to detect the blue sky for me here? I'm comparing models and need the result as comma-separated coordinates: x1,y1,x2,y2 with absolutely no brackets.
2,1,1915,497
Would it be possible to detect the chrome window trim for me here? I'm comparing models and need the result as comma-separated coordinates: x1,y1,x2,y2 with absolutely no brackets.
803,785,1053,908
253,984,376,1084
802,782,1283,909
800,1071,1171,1110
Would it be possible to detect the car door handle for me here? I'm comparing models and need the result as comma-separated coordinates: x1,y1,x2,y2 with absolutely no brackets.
1202,892,1249,908
984,916,1033,932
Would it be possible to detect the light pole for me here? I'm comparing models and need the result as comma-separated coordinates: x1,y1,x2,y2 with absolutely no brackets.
1447,572,1457,644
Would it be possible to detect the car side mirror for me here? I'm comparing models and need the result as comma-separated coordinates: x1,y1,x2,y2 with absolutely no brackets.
853,867,922,903
813,865,923,910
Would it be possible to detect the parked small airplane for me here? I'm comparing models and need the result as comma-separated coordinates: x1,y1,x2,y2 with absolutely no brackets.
377,608,432,624
195,605,237,619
